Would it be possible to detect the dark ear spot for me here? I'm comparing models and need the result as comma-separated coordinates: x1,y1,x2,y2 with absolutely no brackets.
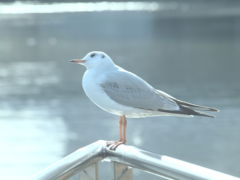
101,54,105,58
90,53,96,58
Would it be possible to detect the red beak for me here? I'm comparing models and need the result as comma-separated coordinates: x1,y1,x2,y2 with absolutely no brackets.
69,59,86,63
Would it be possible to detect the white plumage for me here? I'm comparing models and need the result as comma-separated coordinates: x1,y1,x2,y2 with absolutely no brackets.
69,51,218,148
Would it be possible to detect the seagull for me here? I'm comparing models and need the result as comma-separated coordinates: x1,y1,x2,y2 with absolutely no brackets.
69,51,218,149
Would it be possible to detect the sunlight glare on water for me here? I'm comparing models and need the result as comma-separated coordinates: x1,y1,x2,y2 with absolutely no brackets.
0,1,163,14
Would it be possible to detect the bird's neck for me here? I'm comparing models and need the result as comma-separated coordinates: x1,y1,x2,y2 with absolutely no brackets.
87,62,117,73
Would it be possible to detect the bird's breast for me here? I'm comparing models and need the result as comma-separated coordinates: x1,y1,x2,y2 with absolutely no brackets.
82,71,104,103
82,71,126,115
81,70,165,118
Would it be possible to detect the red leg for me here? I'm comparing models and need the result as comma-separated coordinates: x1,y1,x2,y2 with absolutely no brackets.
108,115,127,150
122,115,127,144
119,116,123,142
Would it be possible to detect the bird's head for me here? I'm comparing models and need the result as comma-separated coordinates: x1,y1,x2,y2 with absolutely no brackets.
69,51,114,69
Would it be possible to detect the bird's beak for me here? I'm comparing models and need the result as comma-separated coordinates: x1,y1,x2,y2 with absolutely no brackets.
69,59,86,64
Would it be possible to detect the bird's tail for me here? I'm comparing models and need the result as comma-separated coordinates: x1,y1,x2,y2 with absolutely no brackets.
178,105,216,118
174,99,219,112
173,98,219,118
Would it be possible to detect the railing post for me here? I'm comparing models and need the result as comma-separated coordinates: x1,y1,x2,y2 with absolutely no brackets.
113,162,133,180
79,163,99,180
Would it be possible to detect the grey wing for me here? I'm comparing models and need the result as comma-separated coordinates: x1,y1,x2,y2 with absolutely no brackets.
99,70,179,111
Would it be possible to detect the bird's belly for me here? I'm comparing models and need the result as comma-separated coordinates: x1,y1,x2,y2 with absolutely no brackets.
82,81,157,118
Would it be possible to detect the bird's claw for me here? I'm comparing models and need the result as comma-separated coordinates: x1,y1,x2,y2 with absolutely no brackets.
107,140,124,150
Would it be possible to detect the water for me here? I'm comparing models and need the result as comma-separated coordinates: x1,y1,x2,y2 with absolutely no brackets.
0,1,240,179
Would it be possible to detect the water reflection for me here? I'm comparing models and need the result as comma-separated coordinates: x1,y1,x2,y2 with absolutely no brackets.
0,1,160,14
0,62,60,95
0,106,66,179
1,1,240,18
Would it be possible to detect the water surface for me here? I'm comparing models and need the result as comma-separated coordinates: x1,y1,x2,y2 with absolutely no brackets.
0,1,240,179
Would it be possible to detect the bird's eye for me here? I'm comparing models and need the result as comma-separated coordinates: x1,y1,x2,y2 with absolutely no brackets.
101,55,105,58
90,53,96,58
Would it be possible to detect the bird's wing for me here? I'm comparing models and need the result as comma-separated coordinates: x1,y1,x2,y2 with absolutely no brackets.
99,69,179,111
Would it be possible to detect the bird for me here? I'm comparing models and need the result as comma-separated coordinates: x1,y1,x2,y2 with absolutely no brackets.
69,51,218,149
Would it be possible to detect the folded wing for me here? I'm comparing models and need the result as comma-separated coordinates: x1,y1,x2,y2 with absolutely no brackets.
100,70,180,111
100,69,218,117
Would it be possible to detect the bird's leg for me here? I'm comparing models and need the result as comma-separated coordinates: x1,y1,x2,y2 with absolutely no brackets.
107,115,127,150
119,115,124,142
118,115,127,143
122,115,127,144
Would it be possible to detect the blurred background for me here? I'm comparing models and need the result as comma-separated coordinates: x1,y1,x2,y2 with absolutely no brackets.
0,0,240,179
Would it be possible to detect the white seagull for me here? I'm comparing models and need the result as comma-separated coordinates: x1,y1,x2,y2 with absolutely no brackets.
69,51,218,149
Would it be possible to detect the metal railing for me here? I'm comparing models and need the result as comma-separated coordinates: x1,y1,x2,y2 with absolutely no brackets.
29,140,240,180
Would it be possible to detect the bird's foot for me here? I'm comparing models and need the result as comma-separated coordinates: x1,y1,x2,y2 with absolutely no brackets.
107,140,125,150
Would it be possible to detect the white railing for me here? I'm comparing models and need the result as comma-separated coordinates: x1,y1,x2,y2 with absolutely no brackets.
29,140,240,180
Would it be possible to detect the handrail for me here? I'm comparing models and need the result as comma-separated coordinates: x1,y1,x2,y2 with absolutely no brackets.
30,140,240,180
30,140,106,180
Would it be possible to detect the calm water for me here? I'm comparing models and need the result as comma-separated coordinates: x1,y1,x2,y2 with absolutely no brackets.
0,1,240,179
